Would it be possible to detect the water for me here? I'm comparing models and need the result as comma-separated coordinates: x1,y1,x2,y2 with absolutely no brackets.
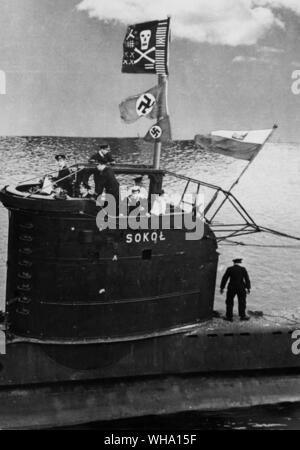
0,136,300,429
62,403,300,430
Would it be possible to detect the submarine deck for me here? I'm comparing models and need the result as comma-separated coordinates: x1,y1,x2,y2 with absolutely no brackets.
186,308,300,338
1,308,300,346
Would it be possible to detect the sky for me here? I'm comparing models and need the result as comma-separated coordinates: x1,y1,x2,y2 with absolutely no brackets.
0,0,300,140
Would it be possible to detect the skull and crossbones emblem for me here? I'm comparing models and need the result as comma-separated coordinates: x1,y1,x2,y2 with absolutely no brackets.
134,29,155,65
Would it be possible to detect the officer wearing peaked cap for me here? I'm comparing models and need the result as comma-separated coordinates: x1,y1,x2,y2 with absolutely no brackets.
89,143,114,165
220,258,251,322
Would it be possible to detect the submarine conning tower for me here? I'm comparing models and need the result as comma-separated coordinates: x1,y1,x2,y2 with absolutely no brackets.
0,165,218,343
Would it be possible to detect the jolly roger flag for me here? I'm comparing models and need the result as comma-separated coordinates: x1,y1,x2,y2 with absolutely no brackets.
122,19,170,75
144,115,172,143
119,85,162,124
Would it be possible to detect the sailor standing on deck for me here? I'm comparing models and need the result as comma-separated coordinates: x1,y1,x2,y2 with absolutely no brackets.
220,259,251,322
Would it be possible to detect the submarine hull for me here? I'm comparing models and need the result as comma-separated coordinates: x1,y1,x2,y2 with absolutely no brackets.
1,314,300,429
1,372,300,430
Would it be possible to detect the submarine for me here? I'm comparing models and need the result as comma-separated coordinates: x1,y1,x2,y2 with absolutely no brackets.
0,18,300,429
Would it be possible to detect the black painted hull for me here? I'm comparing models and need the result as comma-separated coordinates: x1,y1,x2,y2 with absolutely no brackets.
1,372,300,429
1,320,300,429
0,186,218,340
1,313,300,385
0,311,300,428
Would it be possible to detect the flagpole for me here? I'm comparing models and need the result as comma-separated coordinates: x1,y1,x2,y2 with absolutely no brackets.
153,75,168,169
153,141,162,169
208,124,278,223
153,16,170,170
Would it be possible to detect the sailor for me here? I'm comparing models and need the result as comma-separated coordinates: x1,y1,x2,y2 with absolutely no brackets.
150,190,168,216
94,162,120,204
79,182,94,199
131,176,148,200
54,154,73,195
89,143,114,165
220,258,251,322
127,186,147,214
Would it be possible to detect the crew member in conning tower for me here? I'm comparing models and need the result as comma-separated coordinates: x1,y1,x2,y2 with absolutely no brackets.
220,258,251,322
94,162,120,204
89,143,114,165
54,154,73,195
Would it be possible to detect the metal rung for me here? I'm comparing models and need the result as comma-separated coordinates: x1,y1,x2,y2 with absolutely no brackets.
18,260,32,268
19,223,34,230
16,307,30,316
18,296,31,304
18,272,32,280
19,235,33,242
19,248,33,255
17,284,31,292
181,201,195,206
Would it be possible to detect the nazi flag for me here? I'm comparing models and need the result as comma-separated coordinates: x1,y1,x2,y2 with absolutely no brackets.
119,85,161,124
144,115,172,143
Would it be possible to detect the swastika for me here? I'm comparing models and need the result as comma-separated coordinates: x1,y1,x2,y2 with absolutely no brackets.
149,125,162,139
136,93,156,116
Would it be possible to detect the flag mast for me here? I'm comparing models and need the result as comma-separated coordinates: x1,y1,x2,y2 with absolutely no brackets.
153,74,168,169
153,16,170,169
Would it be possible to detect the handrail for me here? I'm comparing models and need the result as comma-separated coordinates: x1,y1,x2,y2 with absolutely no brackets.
5,165,262,242
164,170,223,191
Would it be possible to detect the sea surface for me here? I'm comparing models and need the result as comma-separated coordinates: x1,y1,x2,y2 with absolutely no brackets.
0,136,300,430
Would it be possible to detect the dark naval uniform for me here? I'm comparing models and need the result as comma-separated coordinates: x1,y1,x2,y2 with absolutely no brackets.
220,263,251,320
89,151,114,165
94,167,120,201
56,168,73,195
54,154,74,195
